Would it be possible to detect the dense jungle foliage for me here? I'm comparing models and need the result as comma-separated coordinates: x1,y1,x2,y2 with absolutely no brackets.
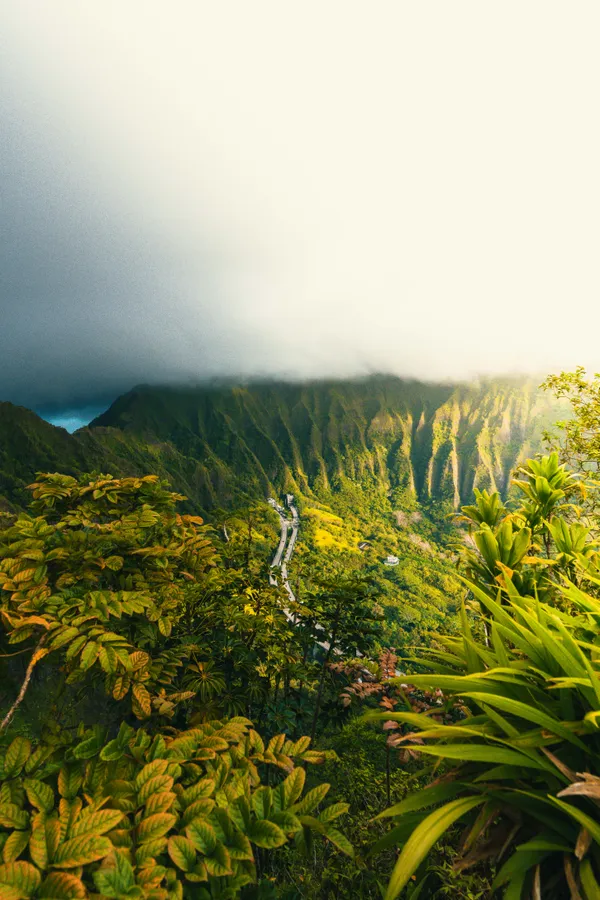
2,369,600,899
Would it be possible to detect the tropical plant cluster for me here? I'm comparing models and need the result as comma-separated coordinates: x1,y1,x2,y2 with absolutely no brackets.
2,369,600,898
0,474,358,900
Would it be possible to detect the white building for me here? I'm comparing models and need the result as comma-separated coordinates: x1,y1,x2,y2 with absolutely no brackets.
383,555,399,566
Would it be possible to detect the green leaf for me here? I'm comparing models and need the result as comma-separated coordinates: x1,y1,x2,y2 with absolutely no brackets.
3,739,32,779
226,831,253,861
385,796,484,900
282,768,305,807
375,783,464,820
548,797,600,845
135,838,167,866
158,618,172,637
99,740,125,762
412,744,553,772
47,627,80,652
70,809,124,838
251,787,272,820
134,759,169,790
246,820,287,849
270,811,302,833
204,841,232,878
136,813,176,843
38,872,86,899
319,803,349,823
186,819,217,855
0,861,42,899
492,850,548,890
292,783,330,814
93,851,135,898
0,804,29,830
181,778,215,806
52,835,113,868
323,826,353,857
580,858,600,900
72,733,104,760
168,836,196,872
138,775,173,804
1,832,30,865
79,641,100,670
57,769,83,802
461,692,588,750
23,779,54,813
29,823,48,870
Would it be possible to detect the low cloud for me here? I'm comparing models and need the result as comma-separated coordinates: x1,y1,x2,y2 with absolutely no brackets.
2,2,600,414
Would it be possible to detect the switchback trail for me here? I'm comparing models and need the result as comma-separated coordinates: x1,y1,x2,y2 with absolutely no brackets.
267,496,331,652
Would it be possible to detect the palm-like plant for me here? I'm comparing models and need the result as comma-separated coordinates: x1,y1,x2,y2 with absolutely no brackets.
377,564,600,898
375,456,600,899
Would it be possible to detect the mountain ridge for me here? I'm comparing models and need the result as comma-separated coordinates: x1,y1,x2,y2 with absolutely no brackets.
0,374,564,514
89,374,560,508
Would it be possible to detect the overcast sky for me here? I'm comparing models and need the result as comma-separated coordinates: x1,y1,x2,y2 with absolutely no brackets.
2,2,600,421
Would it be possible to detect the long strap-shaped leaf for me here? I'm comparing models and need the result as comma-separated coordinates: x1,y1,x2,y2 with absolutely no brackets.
384,796,484,900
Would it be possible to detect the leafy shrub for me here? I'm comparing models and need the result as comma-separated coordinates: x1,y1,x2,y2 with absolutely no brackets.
376,456,600,898
0,473,353,899
0,719,351,899
0,473,218,729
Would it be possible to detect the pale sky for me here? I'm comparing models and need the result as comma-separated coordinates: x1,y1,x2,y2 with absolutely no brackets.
2,2,600,411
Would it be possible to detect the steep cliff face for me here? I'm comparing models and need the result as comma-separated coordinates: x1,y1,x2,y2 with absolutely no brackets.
0,376,562,514
89,375,561,510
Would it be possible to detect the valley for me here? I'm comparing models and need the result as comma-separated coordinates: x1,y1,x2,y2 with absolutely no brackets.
0,374,563,652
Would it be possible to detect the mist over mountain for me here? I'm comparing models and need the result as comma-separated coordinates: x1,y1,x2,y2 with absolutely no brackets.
3,4,600,411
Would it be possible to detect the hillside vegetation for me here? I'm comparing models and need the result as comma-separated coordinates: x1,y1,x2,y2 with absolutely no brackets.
0,376,562,517
2,370,600,898
89,376,560,511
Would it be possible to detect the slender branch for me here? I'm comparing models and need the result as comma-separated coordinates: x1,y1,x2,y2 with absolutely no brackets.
0,646,36,658
0,634,48,733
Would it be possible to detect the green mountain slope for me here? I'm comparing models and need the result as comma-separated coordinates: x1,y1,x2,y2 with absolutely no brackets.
0,375,562,514
89,374,561,510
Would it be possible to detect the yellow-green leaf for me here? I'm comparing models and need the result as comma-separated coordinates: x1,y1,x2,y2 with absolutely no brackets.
3,739,32,779
145,792,176,816
385,797,484,900
168,836,196,871
79,642,100,671
93,851,135,897
52,835,112,868
292,783,330,815
70,809,124,839
29,824,48,870
2,832,30,865
138,775,173,805
131,684,152,719
57,769,83,802
282,768,305,807
185,819,217,855
39,872,86,899
0,861,42,899
246,820,286,849
23,780,54,813
135,760,169,791
137,813,176,843
0,805,29,830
